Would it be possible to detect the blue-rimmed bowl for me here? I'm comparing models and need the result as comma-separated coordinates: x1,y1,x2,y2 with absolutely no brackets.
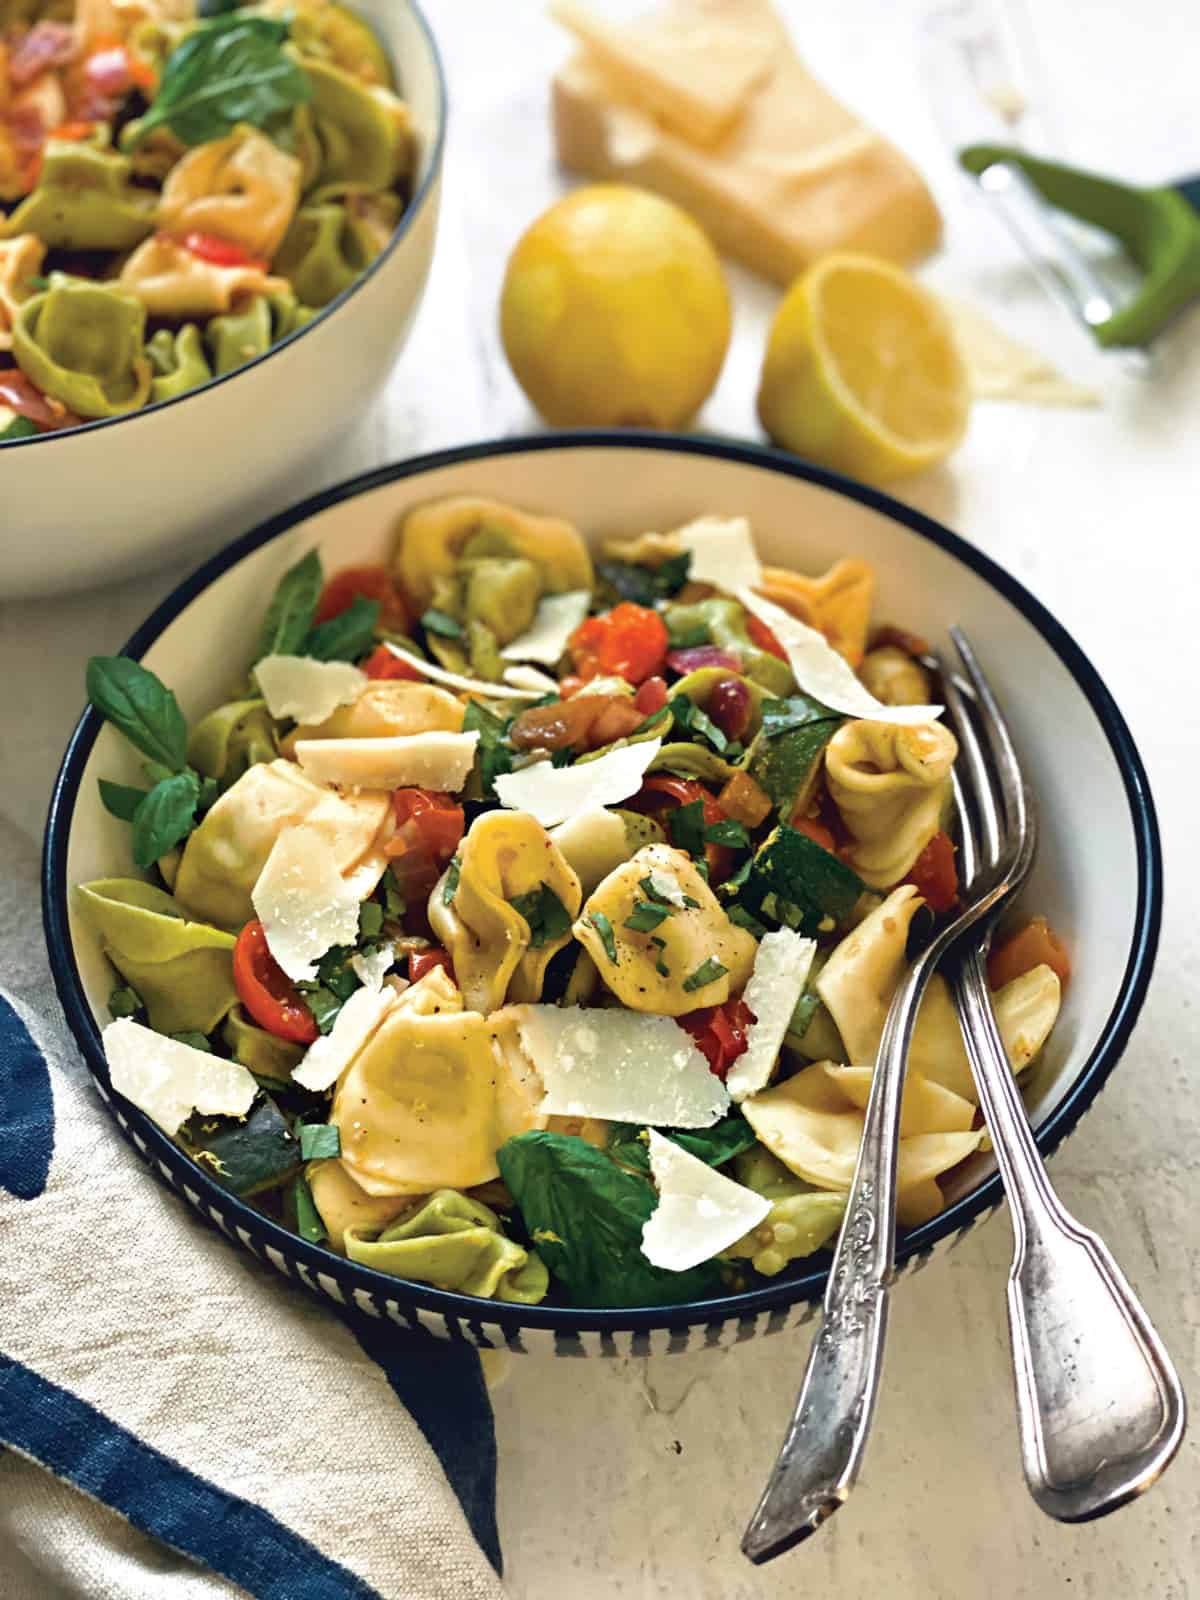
43,435,1161,1355
2,0,445,600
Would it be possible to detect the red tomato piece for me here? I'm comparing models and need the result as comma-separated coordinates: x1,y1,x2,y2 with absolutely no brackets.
180,231,269,272
678,997,756,1079
410,948,454,984
391,789,464,864
0,370,80,432
791,815,838,854
362,644,422,681
569,602,668,685
987,916,1071,990
904,830,959,913
634,675,668,716
233,920,319,1044
746,612,788,661
315,564,411,632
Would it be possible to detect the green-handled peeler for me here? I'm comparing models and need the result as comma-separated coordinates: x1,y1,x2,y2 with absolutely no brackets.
959,144,1200,348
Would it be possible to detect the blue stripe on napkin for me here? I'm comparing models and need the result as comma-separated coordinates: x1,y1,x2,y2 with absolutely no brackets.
0,1354,378,1598
0,995,54,1200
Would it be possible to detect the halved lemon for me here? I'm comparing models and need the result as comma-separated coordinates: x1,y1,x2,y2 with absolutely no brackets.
757,253,969,482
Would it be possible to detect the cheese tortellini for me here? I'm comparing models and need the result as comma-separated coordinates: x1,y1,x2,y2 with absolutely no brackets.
859,646,933,708
157,125,302,262
173,758,390,930
429,811,583,1013
575,843,757,1016
756,557,876,667
0,234,45,352
825,718,958,887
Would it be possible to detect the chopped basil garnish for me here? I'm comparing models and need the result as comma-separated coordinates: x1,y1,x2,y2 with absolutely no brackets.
511,883,573,949
381,867,406,921
296,984,343,1035
171,1030,211,1051
668,799,706,859
462,700,514,796
442,856,461,905
650,935,670,976
358,901,384,941
596,551,691,607
623,901,672,933
298,1123,341,1161
667,693,730,754
108,985,143,1019
639,873,685,907
421,607,463,638
727,903,768,938
585,909,618,964
682,956,728,993
705,818,751,849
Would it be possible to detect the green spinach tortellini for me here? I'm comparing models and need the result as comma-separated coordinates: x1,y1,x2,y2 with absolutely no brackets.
186,697,277,787
2,142,156,251
344,1189,549,1304
13,279,152,418
147,324,212,404
77,879,238,1037
303,58,411,193
273,201,377,307
205,290,317,374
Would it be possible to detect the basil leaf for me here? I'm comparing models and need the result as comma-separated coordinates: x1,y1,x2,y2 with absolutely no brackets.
650,935,670,976
171,1031,212,1052
788,986,822,1041
87,657,189,772
130,771,201,868
511,883,572,949
136,14,311,147
584,909,618,964
668,693,729,754
596,551,691,607
98,779,149,822
421,607,463,639
358,901,384,941
298,1123,341,1161
497,1131,722,1309
292,1171,326,1243
381,867,406,921
462,700,513,797
256,549,323,661
682,957,728,993
301,595,380,662
668,799,706,859
608,1111,758,1175
295,984,342,1035
0,415,38,441
705,818,750,848
624,901,671,933
727,903,768,939
108,985,143,1019
441,856,461,905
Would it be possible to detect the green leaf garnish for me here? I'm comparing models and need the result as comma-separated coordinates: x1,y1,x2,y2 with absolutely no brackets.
667,692,730,754
668,799,706,859
135,14,311,148
296,984,343,1035
108,985,143,1019
298,1123,341,1161
256,549,323,662
607,1111,757,1175
421,607,464,639
596,551,691,607
87,657,189,772
623,900,672,933
358,900,384,941
302,595,380,663
462,700,514,796
511,883,572,949
171,1031,212,1051
650,934,670,976
98,779,149,822
441,855,461,905
0,415,38,441
292,1171,326,1243
131,770,202,868
381,867,406,921
584,909,618,964
705,818,750,849
682,956,728,993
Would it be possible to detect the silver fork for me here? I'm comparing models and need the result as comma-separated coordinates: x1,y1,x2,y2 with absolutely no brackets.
742,643,1039,1564
940,627,1186,1522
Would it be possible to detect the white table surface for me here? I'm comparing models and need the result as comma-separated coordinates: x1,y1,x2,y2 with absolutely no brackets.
2,1,1197,1595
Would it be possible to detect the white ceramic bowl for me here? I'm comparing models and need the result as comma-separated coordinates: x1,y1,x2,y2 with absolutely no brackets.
1,0,445,600
44,436,1161,1355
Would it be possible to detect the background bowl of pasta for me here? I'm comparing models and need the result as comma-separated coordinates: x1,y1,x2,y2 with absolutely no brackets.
44,434,1161,1354
0,0,445,598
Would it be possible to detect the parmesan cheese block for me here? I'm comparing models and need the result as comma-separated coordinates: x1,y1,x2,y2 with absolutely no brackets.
945,297,1101,408
103,1018,257,1136
293,732,479,792
516,1004,729,1127
253,656,365,724
494,739,662,826
292,985,400,1092
499,590,591,665
252,823,363,982
349,943,398,994
553,0,940,287
674,515,763,593
503,664,561,695
383,643,543,700
641,1129,772,1271
726,929,816,1102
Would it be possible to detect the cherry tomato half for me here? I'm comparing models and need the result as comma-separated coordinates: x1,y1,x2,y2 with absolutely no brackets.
362,643,422,681
233,920,319,1044
410,948,454,984
385,790,464,905
634,675,669,716
679,997,756,1080
315,564,411,632
180,231,269,272
904,829,959,913
569,602,668,685
627,775,735,882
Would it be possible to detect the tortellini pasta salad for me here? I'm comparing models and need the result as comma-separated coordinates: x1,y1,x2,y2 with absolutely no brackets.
0,0,411,438
80,500,1072,1309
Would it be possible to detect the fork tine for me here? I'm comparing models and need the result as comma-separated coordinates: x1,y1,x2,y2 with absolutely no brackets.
951,767,981,886
949,626,1029,845
937,653,1005,872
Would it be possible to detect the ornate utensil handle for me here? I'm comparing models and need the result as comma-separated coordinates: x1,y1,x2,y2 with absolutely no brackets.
955,949,1186,1522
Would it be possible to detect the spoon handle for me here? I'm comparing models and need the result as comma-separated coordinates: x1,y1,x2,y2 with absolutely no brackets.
741,958,927,1564
954,948,1186,1521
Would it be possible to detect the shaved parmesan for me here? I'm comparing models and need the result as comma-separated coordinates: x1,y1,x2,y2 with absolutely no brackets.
103,1018,256,1136
495,739,661,826
518,1004,728,1127
726,930,816,1102
675,515,764,593
254,655,365,723
641,1130,771,1271
383,643,541,700
292,985,399,1091
350,942,397,993
293,732,479,792
503,664,560,695
499,590,591,664
737,587,943,725
549,807,633,892
253,823,362,982
574,674,634,698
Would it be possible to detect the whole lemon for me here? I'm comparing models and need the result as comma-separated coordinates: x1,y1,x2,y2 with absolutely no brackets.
500,185,732,429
